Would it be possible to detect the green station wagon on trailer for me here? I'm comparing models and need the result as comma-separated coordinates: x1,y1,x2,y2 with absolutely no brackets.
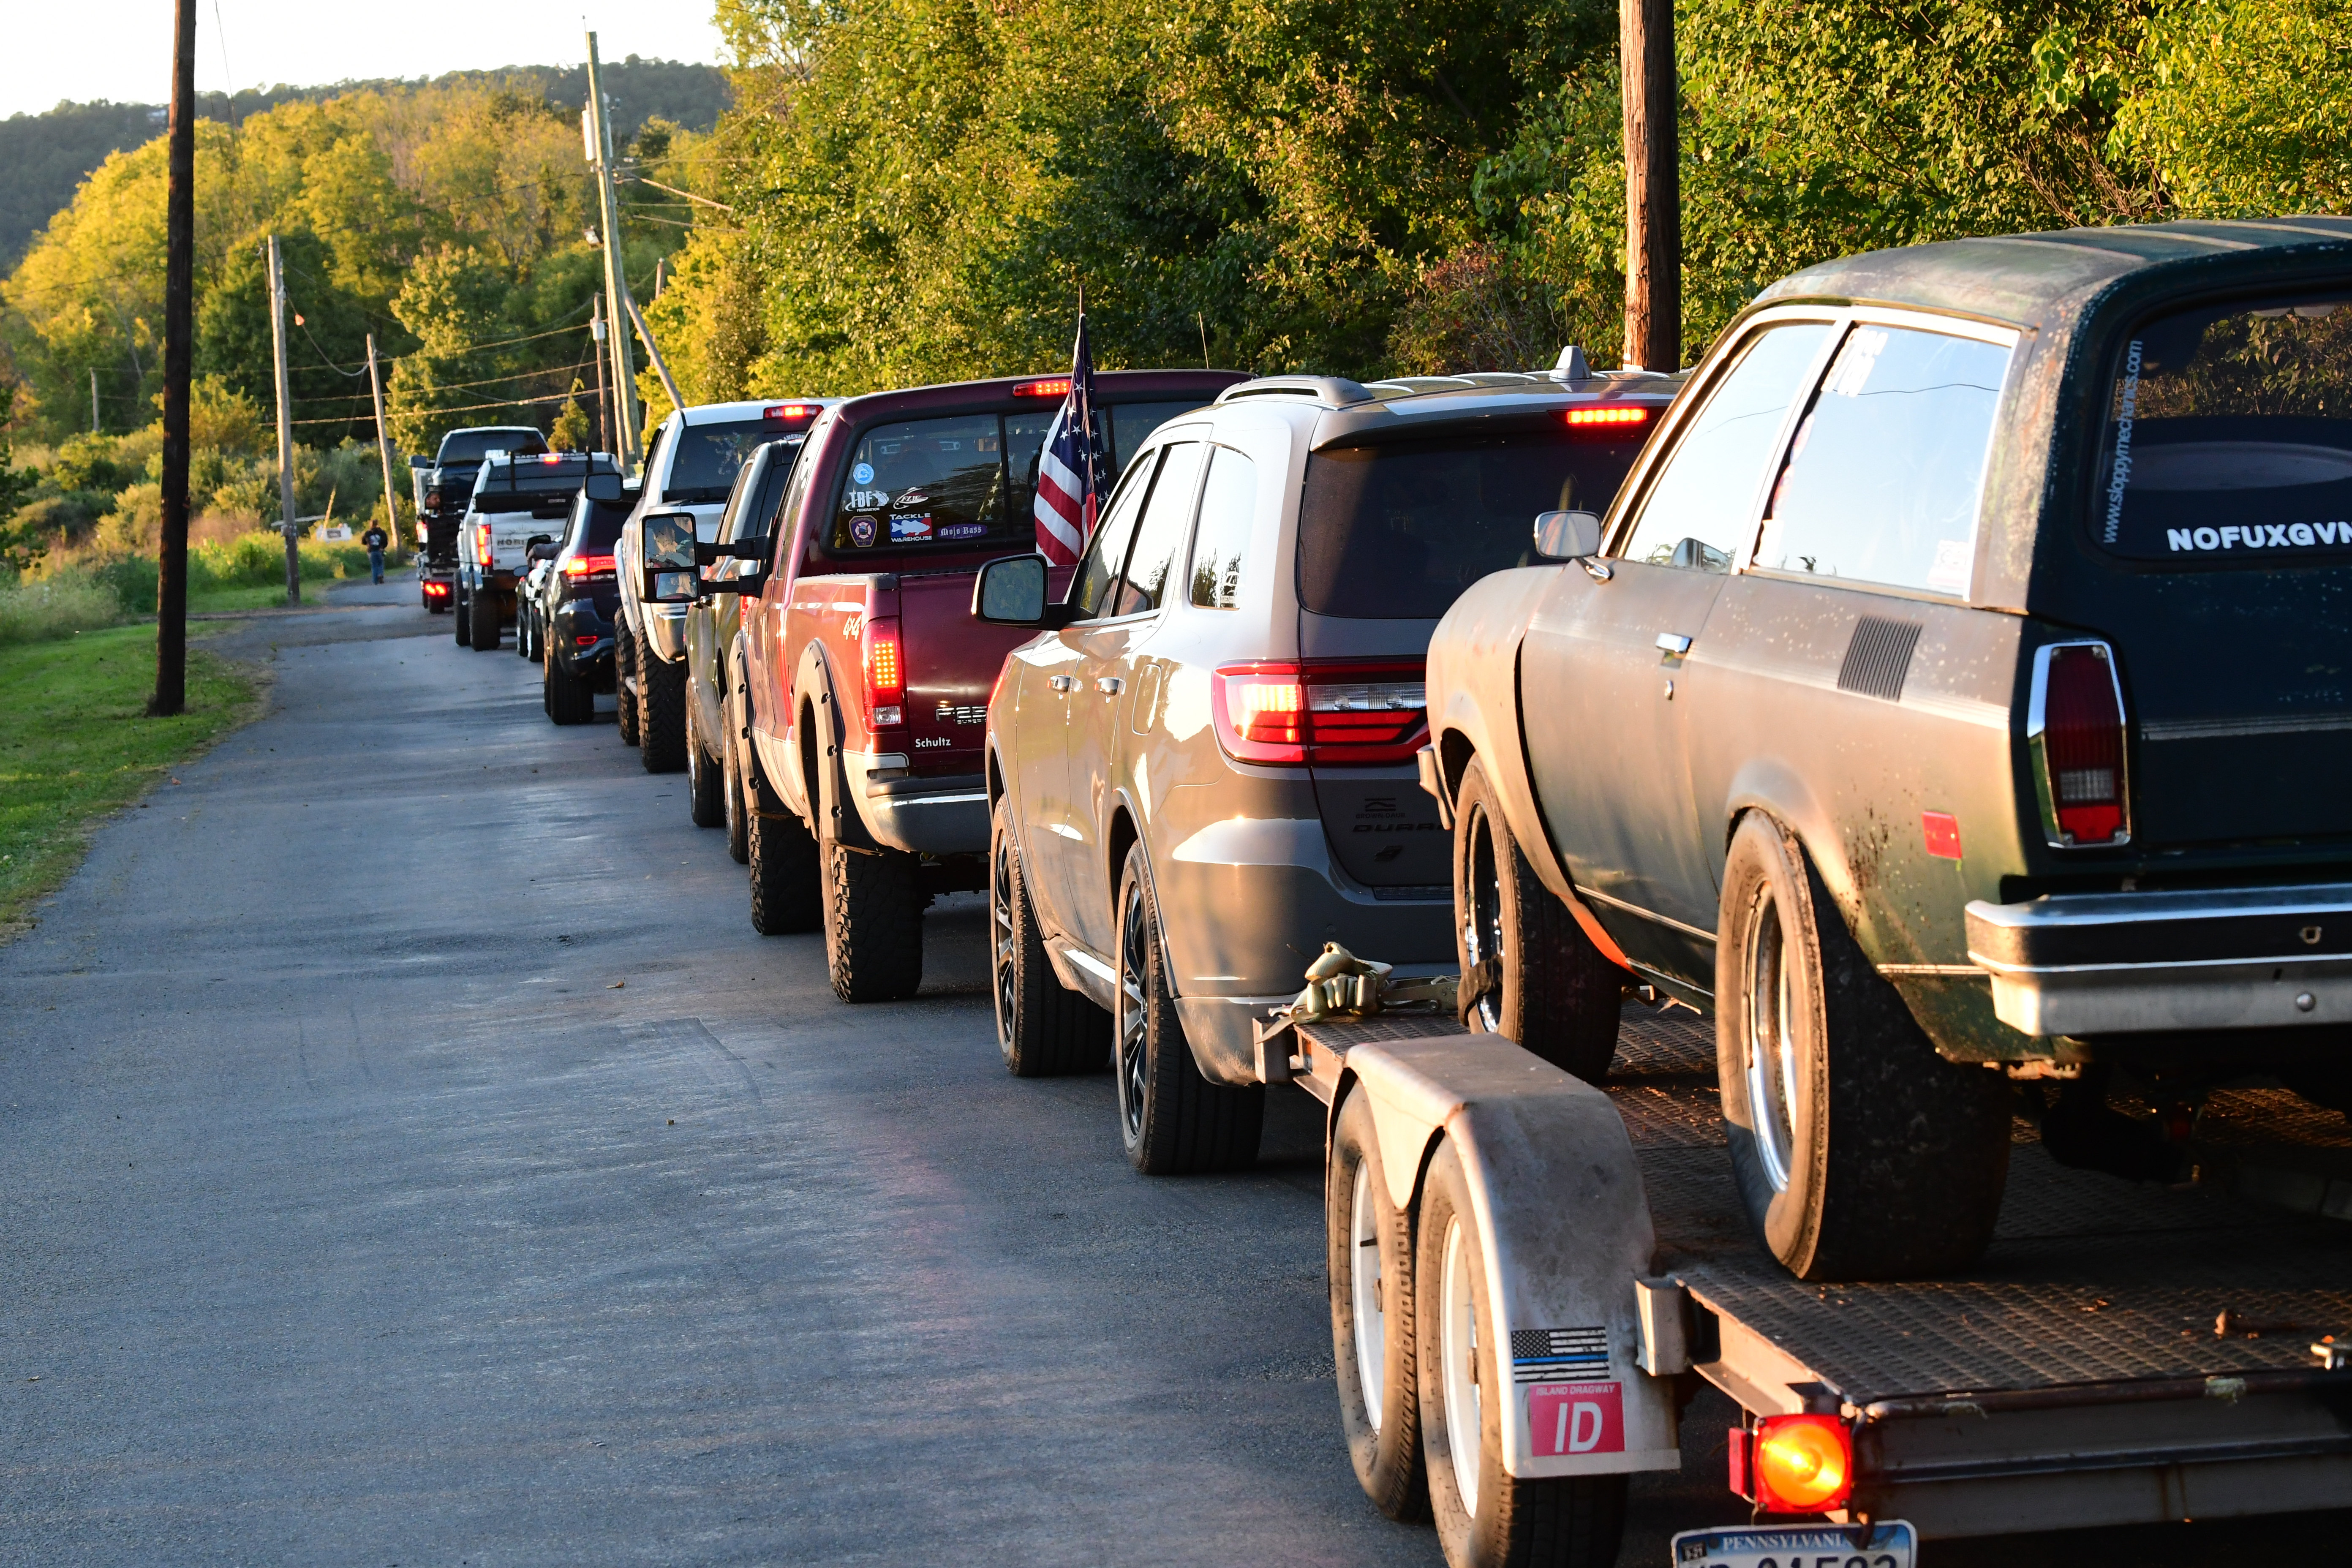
1419,218,2352,1283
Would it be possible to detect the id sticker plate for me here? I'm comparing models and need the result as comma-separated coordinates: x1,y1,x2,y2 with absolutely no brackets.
1669,1520,1915,1568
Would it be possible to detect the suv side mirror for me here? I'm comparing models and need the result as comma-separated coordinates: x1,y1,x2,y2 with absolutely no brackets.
526,538,558,562
972,554,1076,627
1533,509,1603,561
584,472,625,502
409,454,433,469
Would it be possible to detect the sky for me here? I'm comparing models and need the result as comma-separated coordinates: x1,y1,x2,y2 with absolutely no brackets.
2,0,727,119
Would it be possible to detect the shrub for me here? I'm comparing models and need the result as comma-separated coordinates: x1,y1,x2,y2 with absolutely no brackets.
0,572,121,643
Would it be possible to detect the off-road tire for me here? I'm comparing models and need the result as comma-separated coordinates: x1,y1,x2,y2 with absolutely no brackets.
454,585,473,647
747,798,821,936
821,841,924,1002
1452,758,1622,1082
638,634,688,773
1114,842,1263,1174
1716,811,2011,1281
686,699,725,827
615,626,640,746
991,794,1108,1077
469,580,501,651
722,724,751,865
1331,1087,1427,1520
1418,1138,1628,1568
546,643,594,726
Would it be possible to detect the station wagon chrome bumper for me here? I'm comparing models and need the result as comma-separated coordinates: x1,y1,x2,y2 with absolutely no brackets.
1965,882,2352,1037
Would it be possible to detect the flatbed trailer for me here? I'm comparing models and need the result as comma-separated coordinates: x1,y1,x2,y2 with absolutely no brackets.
1289,1004,2352,1554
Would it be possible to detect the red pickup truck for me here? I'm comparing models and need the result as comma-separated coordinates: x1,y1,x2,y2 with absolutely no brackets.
733,370,1246,1000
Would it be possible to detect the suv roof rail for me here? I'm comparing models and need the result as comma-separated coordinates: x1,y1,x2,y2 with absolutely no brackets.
1216,375,1376,408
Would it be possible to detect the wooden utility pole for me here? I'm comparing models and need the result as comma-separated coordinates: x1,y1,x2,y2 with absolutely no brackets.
1620,0,1680,372
591,297,611,455
585,33,642,466
366,333,399,551
266,234,300,604
91,368,100,433
149,0,196,718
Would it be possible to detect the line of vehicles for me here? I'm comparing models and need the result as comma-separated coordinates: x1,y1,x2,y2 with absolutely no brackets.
413,219,2352,1568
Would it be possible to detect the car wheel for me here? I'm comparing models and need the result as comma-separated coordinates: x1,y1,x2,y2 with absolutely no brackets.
820,839,923,1002
721,725,751,865
686,698,725,827
1113,841,1262,1174
1716,811,2011,1280
541,642,553,715
1330,1087,1426,1521
615,626,640,746
1452,757,1621,1083
991,794,1108,1077
547,642,594,726
469,580,501,650
639,634,688,773
1418,1138,1628,1568
453,584,472,647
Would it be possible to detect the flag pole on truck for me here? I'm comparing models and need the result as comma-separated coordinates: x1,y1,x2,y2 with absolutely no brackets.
1031,290,1102,566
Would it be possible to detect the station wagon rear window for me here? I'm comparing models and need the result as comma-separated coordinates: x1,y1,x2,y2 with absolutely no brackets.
2096,294,2352,567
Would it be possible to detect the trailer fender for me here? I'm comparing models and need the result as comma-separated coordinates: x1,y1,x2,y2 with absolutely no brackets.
1342,1033,1682,1481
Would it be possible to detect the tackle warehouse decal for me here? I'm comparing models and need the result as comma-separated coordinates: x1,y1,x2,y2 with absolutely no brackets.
890,514,934,543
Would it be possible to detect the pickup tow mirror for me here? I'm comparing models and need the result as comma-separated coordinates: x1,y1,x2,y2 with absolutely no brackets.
409,454,433,469
1533,509,1603,561
583,471,626,502
641,512,698,602
972,553,1078,628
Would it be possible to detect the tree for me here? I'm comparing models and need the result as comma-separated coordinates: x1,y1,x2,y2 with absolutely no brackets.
550,380,591,450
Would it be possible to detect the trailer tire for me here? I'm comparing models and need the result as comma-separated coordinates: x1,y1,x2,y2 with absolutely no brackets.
639,637,688,773
821,840,924,1001
546,644,593,726
1417,1138,1626,1568
1717,811,2010,1281
991,795,1108,1077
1330,1088,1427,1521
470,580,501,650
1114,842,1263,1174
721,726,751,865
1453,758,1621,1082
686,700,725,827
615,626,640,746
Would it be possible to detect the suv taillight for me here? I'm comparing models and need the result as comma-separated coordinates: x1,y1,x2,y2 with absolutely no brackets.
563,553,615,580
2029,640,2129,847
863,615,904,727
1211,660,1427,766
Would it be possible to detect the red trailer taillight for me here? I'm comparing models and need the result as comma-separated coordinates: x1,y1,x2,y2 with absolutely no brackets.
1210,661,1427,766
1735,1415,1853,1513
2030,640,2130,847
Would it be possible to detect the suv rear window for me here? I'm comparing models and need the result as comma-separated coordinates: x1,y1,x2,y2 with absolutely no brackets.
2098,294,2352,567
1298,429,1649,618
570,497,632,551
438,428,545,464
667,419,776,504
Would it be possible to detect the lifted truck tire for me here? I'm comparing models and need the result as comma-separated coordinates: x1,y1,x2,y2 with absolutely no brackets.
747,800,822,935
546,644,594,726
638,634,688,773
1453,758,1621,1082
1417,1138,1628,1568
1330,1088,1427,1521
470,581,501,651
685,700,725,827
991,795,1108,1077
821,839,924,1001
614,627,640,746
1716,811,2011,1281
721,726,751,865
1114,842,1262,1174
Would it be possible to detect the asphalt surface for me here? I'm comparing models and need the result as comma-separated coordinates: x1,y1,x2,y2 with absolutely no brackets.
1,578,2341,1565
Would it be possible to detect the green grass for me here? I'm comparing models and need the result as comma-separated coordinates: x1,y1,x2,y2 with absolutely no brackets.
0,621,262,933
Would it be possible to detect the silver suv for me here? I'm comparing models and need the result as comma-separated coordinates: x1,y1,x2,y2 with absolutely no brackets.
977,362,1682,1173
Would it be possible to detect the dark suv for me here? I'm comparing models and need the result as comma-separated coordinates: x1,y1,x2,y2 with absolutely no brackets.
540,486,635,724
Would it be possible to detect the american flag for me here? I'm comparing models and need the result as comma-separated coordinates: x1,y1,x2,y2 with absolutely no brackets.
1032,313,1102,566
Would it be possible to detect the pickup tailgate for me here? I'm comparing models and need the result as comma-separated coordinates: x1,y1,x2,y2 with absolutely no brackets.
896,568,1046,774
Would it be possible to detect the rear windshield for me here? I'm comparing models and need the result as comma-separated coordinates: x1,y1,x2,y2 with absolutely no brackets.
438,428,544,464
2098,293,2352,567
570,497,632,552
1298,429,1649,618
667,419,776,505
823,400,1204,558
475,482,584,517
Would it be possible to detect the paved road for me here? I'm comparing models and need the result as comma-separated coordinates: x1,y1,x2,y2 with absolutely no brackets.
1,583,2338,1565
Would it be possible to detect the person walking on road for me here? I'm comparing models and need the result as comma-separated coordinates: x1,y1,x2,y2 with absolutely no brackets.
363,522,389,584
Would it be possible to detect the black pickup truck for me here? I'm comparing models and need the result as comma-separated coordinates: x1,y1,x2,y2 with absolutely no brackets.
408,425,549,613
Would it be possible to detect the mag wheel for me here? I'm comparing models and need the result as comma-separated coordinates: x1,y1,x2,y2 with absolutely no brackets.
990,794,1107,1076
1113,843,1261,1174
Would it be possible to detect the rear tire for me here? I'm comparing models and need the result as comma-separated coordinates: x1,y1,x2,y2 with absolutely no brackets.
1331,1088,1427,1521
1418,1139,1628,1568
453,584,473,646
821,840,924,1002
639,634,688,773
1716,811,2011,1280
615,624,640,746
686,699,725,827
991,794,1108,1076
546,644,593,726
1452,758,1621,1081
470,580,501,650
721,725,751,865
747,795,821,935
1114,841,1262,1174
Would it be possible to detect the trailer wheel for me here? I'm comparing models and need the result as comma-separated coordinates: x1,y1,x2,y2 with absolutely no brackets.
686,699,725,827
1417,1139,1628,1568
991,795,1108,1077
469,580,501,650
1330,1089,1427,1520
1717,812,2010,1280
821,839,923,1001
1113,842,1262,1174
1453,758,1621,1082
453,584,473,647
639,637,688,773
546,644,593,726
615,627,640,746
721,726,751,865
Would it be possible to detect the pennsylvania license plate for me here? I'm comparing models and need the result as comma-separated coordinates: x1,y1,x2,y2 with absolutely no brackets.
1669,1520,1916,1568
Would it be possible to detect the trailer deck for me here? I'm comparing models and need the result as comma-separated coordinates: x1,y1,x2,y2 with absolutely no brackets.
1293,1002,2352,1537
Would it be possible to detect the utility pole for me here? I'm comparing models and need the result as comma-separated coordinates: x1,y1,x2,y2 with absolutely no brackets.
366,333,399,552
584,33,642,468
623,292,684,416
149,0,196,718
1620,0,1680,373
91,368,100,433
591,296,611,456
266,234,300,603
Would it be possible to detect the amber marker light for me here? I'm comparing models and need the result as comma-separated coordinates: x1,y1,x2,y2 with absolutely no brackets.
1564,406,1649,427
1751,1414,1853,1512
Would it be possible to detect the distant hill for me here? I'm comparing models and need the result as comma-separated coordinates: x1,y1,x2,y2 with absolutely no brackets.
0,57,730,268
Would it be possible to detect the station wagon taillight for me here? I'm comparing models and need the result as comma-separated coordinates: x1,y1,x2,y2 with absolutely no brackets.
1211,660,1427,766
2030,640,2130,847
